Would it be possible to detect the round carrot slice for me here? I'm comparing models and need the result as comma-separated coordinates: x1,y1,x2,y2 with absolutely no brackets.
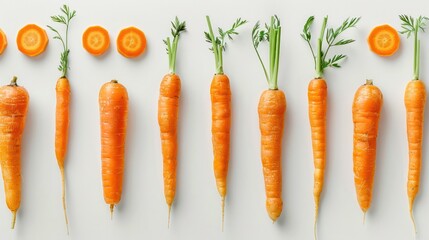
117,26,146,58
16,24,49,57
82,26,110,56
0,29,7,55
368,24,400,57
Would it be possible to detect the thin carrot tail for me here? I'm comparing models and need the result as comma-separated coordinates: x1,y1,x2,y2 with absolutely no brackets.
221,196,225,232
314,199,319,240
11,210,16,229
167,204,171,229
363,211,366,225
60,167,69,235
110,204,114,220
409,198,417,236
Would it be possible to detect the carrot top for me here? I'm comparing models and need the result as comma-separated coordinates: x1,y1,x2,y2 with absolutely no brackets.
163,17,186,74
47,5,76,78
301,16,360,78
205,16,247,74
252,15,281,90
399,15,428,80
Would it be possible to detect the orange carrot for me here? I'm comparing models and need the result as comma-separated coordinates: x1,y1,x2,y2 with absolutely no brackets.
158,17,186,227
82,26,110,56
0,76,29,229
399,15,428,235
16,24,48,57
368,24,400,57
205,16,247,229
0,29,7,55
99,80,128,217
47,5,76,234
117,26,146,58
352,80,383,218
252,16,285,222
301,16,360,238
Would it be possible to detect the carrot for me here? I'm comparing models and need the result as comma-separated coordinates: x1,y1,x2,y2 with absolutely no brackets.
117,26,146,58
0,76,29,229
47,5,76,234
252,16,285,222
0,29,7,55
352,79,383,219
16,24,48,57
158,17,186,227
399,15,428,235
301,16,360,238
368,24,400,57
99,80,128,218
82,26,110,56
205,16,247,230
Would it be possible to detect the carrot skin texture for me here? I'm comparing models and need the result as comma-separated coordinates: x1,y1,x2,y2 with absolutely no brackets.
405,80,426,209
211,74,231,199
158,73,181,206
258,89,286,221
99,81,128,206
352,81,383,212
308,78,327,215
0,79,29,226
55,77,70,168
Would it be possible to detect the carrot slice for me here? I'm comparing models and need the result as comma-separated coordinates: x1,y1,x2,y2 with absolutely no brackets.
82,26,110,56
117,26,146,58
0,29,7,55
16,24,48,57
368,24,400,57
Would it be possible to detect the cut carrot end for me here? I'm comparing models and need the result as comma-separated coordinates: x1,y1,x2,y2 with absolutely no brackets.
110,204,114,220
167,204,171,229
82,26,110,56
60,167,69,235
16,24,49,57
0,29,7,55
116,26,146,58
221,196,225,232
11,211,16,229
367,24,400,57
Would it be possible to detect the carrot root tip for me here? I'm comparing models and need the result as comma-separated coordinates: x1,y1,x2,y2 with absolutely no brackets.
363,211,366,225
221,196,225,232
11,210,16,229
410,208,417,236
110,204,114,220
60,167,69,235
167,204,172,229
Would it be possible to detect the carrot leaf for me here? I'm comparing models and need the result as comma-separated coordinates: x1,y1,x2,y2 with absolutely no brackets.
399,15,428,80
205,16,247,74
47,5,76,78
252,15,281,90
164,17,186,74
302,16,360,78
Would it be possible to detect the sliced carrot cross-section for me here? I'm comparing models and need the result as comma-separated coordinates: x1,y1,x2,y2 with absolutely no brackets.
117,26,146,58
368,24,400,57
17,24,49,57
83,26,110,56
0,29,7,55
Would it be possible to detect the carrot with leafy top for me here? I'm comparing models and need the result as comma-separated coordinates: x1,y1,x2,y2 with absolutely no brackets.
158,17,186,227
399,15,428,235
47,5,76,234
252,15,285,222
301,16,360,238
205,16,247,230
0,76,29,229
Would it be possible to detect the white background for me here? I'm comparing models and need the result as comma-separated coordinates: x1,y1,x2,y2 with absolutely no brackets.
0,0,428,239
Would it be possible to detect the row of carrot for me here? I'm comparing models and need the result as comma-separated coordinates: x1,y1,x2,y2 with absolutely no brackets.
0,5,426,239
